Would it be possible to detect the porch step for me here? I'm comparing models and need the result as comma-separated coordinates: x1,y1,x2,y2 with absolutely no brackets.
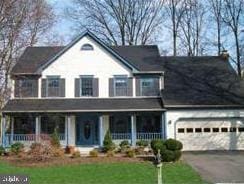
76,146,99,155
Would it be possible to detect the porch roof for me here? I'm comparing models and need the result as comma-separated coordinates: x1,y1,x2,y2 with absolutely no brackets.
2,98,164,113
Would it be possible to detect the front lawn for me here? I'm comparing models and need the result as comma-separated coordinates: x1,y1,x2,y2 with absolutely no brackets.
0,161,204,184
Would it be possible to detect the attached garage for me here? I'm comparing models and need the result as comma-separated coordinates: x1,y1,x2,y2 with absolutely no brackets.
176,118,244,151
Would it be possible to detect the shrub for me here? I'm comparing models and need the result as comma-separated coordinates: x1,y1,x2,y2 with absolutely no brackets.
103,130,115,152
165,139,183,151
106,150,115,157
136,140,149,147
71,151,81,158
28,142,53,161
150,139,166,155
135,147,145,155
10,142,24,155
0,146,5,156
151,139,183,162
51,129,61,148
119,140,130,148
126,149,135,158
89,150,98,157
52,147,64,157
163,149,175,162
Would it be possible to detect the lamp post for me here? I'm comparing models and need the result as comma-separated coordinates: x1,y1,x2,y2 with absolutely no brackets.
155,149,162,184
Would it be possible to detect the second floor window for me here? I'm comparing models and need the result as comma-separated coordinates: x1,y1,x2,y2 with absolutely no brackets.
15,78,38,98
80,76,93,96
140,78,159,96
47,76,60,97
114,76,128,96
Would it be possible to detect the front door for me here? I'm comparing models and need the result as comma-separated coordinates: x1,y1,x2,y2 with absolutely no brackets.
76,116,98,145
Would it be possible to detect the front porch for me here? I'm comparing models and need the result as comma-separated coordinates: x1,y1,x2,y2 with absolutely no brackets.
1,112,165,148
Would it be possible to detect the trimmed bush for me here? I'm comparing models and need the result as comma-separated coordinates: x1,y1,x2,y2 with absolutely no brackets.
89,150,98,157
151,139,183,162
51,129,61,148
106,150,115,157
136,140,149,147
103,130,115,152
0,146,5,156
163,149,175,162
71,151,81,158
10,142,24,155
119,140,130,148
165,139,183,151
150,139,166,155
126,149,135,158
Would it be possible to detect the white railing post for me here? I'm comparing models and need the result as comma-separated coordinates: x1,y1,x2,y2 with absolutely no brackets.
131,115,137,147
99,115,103,147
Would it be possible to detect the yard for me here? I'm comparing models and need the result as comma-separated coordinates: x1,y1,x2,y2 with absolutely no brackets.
0,160,204,184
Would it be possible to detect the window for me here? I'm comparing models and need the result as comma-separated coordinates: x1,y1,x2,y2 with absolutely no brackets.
178,128,185,133
80,76,93,96
221,127,228,132
81,44,94,51
204,128,211,132
213,128,219,132
239,127,244,132
140,78,159,96
230,127,237,132
114,76,128,96
47,76,60,97
195,128,202,133
41,115,65,134
19,79,35,97
186,128,193,133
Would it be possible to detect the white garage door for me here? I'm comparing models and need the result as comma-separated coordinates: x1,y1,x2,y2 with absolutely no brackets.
176,118,244,151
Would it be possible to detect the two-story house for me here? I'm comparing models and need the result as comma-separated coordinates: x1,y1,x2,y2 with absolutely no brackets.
1,30,244,151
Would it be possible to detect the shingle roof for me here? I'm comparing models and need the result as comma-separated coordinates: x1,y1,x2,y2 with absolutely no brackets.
159,57,244,106
11,46,64,74
2,98,164,112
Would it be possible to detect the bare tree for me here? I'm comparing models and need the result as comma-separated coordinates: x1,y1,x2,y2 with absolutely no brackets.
208,0,224,55
66,0,164,45
0,0,55,108
222,0,244,78
179,0,206,56
165,0,186,56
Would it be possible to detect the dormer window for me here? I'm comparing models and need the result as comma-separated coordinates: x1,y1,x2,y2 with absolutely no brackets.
81,43,94,51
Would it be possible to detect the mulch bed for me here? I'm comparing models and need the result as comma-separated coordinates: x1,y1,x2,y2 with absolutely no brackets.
0,154,155,168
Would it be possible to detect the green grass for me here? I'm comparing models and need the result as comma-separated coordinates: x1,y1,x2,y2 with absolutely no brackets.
0,161,205,184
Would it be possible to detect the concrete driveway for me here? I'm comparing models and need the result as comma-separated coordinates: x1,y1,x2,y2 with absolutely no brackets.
183,151,244,183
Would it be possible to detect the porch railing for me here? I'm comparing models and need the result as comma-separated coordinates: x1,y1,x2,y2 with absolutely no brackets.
5,133,65,146
111,132,162,140
137,133,162,140
111,133,131,140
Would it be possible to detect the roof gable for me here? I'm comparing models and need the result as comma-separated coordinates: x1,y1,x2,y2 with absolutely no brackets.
39,30,139,74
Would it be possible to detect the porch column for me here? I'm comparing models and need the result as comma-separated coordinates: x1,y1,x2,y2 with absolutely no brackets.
161,113,165,139
35,116,41,142
1,115,6,147
131,114,137,147
66,115,71,146
99,116,103,146
10,117,14,144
